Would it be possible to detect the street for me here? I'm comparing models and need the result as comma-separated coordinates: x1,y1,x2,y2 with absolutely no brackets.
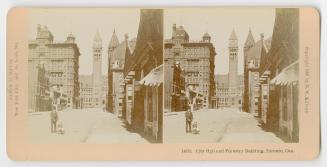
28,108,149,143
28,108,284,144
164,108,284,143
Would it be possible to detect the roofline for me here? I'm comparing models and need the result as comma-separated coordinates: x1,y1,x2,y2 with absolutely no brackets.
28,42,81,56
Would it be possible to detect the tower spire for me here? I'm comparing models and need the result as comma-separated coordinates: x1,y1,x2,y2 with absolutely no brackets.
229,28,238,40
228,28,239,90
108,29,119,49
92,29,103,108
229,29,238,47
94,29,102,41
93,29,102,49
244,27,255,48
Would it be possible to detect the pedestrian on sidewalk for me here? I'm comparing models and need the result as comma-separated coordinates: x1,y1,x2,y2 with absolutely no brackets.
50,106,58,133
185,106,193,133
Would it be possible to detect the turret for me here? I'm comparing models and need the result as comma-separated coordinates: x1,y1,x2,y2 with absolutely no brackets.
202,32,211,42
171,24,189,42
66,33,75,43
36,24,54,44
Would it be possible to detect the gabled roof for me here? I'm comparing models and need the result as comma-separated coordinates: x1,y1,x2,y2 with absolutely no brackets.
244,28,255,47
245,36,272,69
109,40,131,69
246,40,264,60
124,9,163,77
108,29,119,49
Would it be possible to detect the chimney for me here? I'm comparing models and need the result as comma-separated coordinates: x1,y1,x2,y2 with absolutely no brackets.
173,24,176,31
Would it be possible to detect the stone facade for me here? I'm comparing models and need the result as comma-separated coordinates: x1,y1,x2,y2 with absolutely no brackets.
214,74,243,108
164,62,187,112
259,8,299,142
28,64,51,112
124,9,163,142
243,29,271,116
28,25,80,109
92,30,104,108
212,30,244,109
164,24,216,110
78,31,107,109
108,31,132,116
79,75,107,109
79,75,93,108
228,30,242,108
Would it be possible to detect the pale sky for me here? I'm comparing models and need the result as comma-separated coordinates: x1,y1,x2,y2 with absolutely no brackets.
28,8,275,75
28,8,140,75
164,8,276,75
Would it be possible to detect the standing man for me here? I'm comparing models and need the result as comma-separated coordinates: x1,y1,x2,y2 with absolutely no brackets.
50,106,58,133
185,106,193,133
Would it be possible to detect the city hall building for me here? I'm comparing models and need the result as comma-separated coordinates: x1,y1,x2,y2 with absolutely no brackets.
79,75,107,109
213,30,244,109
79,31,108,109
214,74,244,109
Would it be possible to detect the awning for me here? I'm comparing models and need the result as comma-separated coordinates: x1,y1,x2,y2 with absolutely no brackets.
127,71,135,76
270,60,299,86
139,64,163,87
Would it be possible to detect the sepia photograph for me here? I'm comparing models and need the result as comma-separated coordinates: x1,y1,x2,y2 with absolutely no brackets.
163,8,299,143
6,6,320,160
27,8,163,143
